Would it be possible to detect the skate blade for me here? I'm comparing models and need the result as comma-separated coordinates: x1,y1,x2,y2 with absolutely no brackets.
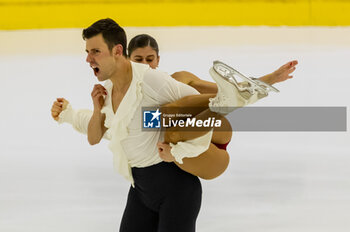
253,78,279,93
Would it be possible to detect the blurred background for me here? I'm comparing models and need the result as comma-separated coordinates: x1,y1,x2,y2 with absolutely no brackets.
1,1,349,231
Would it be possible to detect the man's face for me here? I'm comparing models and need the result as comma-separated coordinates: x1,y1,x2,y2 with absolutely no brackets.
85,34,116,81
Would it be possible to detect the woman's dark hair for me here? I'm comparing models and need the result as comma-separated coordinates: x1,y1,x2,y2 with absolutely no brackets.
127,34,159,57
82,18,127,57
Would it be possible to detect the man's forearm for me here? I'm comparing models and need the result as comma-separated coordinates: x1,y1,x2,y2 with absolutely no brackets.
87,111,106,145
59,106,91,133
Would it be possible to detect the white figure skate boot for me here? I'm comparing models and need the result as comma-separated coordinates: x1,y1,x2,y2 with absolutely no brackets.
209,60,279,115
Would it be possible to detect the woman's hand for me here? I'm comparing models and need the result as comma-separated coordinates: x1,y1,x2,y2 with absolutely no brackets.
157,142,175,162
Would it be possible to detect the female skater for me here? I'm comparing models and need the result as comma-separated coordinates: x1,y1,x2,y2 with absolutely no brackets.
127,34,297,179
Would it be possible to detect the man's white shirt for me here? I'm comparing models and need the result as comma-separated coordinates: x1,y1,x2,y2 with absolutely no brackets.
58,62,212,184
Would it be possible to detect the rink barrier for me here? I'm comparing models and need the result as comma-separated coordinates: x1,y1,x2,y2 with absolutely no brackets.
1,0,350,29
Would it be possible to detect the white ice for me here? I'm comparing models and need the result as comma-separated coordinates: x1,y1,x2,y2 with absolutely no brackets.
0,27,349,232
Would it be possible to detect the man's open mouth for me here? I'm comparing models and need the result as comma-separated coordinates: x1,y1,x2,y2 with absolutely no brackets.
91,66,100,75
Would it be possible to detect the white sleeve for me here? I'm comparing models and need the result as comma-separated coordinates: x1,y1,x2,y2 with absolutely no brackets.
58,104,91,134
143,69,200,104
58,104,110,140
169,129,213,164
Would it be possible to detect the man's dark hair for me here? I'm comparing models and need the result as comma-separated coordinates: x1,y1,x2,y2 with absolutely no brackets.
82,18,127,56
128,34,159,57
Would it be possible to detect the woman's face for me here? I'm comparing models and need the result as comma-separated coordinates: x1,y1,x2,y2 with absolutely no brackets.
129,46,160,69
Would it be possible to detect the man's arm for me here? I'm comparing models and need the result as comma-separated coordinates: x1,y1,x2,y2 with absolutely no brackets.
59,106,92,134
87,110,107,145
144,69,200,104
51,98,110,140
51,98,91,134
87,84,108,145
51,84,109,144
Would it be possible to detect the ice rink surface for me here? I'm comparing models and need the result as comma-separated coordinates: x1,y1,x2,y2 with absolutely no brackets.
1,27,349,231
